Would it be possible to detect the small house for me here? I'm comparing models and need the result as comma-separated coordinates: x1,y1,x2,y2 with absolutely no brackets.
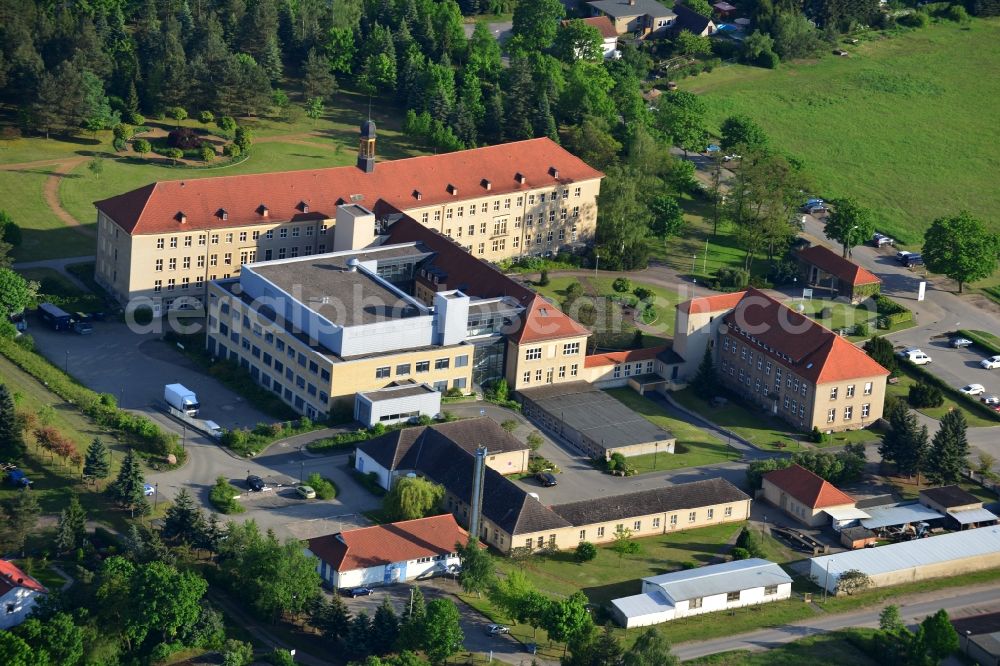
587,0,677,39
0,560,47,629
761,464,856,527
561,17,621,60
796,244,881,304
919,485,999,530
673,3,717,36
712,1,736,17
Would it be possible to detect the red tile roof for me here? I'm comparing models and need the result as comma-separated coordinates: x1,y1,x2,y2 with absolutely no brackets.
764,464,856,509
723,288,889,384
584,345,667,368
95,138,604,235
0,560,46,597
677,291,747,315
562,16,619,39
510,295,592,344
306,514,470,573
798,245,881,287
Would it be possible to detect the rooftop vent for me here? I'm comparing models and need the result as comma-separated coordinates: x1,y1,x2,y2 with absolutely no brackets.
548,166,559,179
257,204,269,217
447,184,458,196
515,172,526,184
347,257,360,272
176,211,187,224
413,189,422,200
481,179,492,191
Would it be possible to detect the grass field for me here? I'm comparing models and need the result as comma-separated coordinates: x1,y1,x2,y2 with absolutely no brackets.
687,629,879,666
687,21,1000,246
606,388,737,471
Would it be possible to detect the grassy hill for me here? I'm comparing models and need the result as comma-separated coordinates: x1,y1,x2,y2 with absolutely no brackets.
687,20,1000,245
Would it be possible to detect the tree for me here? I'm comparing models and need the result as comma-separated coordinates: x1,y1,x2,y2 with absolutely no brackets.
0,383,26,462
916,609,959,663
0,631,39,665
836,568,873,595
0,211,21,248
925,410,970,485
650,194,685,251
234,126,254,153
879,605,904,633
575,541,598,562
422,598,464,665
80,70,119,133
623,627,679,666
510,0,565,54
1,489,40,554
543,592,593,656
54,496,88,554
456,538,495,597
16,611,84,665
865,335,897,374
132,138,151,157
720,114,769,152
772,12,823,59
656,91,709,156
82,437,111,484
563,116,622,171
560,61,617,126
824,198,876,257
879,398,928,479
923,212,1000,293
746,458,793,489
372,598,400,655
612,525,641,560
554,20,604,63
87,157,104,179
690,347,717,399
383,476,445,521
124,559,209,648
0,268,39,320
397,586,427,651
743,30,779,66
222,639,254,666
107,449,150,516
674,31,712,58
467,22,502,82
167,106,188,125
302,48,337,102
163,488,206,545
305,97,324,120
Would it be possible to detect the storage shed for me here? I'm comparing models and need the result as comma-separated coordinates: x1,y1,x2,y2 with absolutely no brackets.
919,485,999,530
840,526,877,549
354,383,441,427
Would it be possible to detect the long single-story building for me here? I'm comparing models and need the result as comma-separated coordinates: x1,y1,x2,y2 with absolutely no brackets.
810,526,1000,594
0,560,47,629
796,244,881,304
518,381,676,460
306,514,468,589
761,464,856,527
919,485,999,531
610,558,793,627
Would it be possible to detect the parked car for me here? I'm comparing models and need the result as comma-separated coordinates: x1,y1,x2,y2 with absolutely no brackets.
959,384,986,396
485,624,511,636
902,253,923,267
950,337,973,348
980,355,1000,369
348,587,374,598
143,483,155,496
536,472,558,487
833,49,849,56
871,233,895,247
4,467,32,488
897,348,932,365
980,394,1000,406
296,484,316,499
895,250,912,263
802,204,827,215
723,153,741,162
246,475,265,492
72,320,93,335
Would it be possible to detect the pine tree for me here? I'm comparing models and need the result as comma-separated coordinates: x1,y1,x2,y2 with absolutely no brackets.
302,48,337,102
108,449,150,515
162,488,205,544
482,87,505,144
346,611,372,660
925,410,970,484
371,597,400,655
54,496,88,554
0,383,26,462
690,347,717,400
197,513,224,554
2,490,41,555
397,586,427,651
532,93,558,142
83,437,111,485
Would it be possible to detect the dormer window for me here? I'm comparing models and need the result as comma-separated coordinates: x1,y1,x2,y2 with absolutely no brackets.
481,179,492,191
548,166,559,179
298,201,309,213
176,211,187,224
515,172,526,184
413,190,422,200
217,208,228,221
447,184,458,196
258,204,269,217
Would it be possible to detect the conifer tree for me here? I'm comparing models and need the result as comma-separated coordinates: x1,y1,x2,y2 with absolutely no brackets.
0,384,25,462
55,496,88,554
925,410,970,484
83,437,111,485
108,449,150,515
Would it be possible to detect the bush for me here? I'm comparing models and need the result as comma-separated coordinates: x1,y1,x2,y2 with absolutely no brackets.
713,267,750,291
209,476,244,514
758,49,780,69
125,110,145,125
612,277,632,293
946,4,970,21
735,527,765,558
266,649,295,666
501,419,518,433
899,9,930,26
730,546,751,560
575,541,598,562
199,145,215,162
221,639,253,666
810,426,828,443
306,472,337,500
161,147,184,162
198,110,215,124
538,269,550,286
854,321,870,337
131,138,151,155
909,382,944,408
216,115,237,134
633,286,653,301
223,142,241,158
167,128,202,149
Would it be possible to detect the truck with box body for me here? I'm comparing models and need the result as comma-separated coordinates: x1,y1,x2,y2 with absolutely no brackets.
164,383,200,416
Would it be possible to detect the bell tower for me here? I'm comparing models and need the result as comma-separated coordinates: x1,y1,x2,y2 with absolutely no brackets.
357,120,376,173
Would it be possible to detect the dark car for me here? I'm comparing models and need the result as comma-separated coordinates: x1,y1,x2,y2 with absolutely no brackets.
348,587,374,597
536,472,557,487
246,475,265,492
903,253,923,267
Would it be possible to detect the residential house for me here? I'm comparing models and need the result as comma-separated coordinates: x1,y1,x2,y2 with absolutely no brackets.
761,463,856,527
610,558,793,627
673,3,717,36
561,17,621,59
587,0,677,38
796,244,881,304
306,514,468,589
0,560,47,629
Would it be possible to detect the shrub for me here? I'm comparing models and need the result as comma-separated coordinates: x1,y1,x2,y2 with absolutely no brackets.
125,110,145,125
810,426,828,443
234,126,254,152
221,639,253,666
633,286,653,301
946,4,970,21
538,269,550,286
612,277,632,293
501,419,518,433
735,527,765,558
216,115,237,134
899,9,930,26
526,431,543,451
444,387,464,398
909,382,944,408
161,147,184,163
575,541,598,562
198,110,215,124
167,128,203,149
306,472,337,500
854,321,870,337
730,546,751,560
166,106,188,123
199,145,215,162
608,452,627,472
209,476,243,514
266,649,295,666
131,138,151,155
713,267,750,291
223,142,241,158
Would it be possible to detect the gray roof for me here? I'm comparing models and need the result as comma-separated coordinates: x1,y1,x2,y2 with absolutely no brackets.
920,485,982,509
359,384,436,403
644,558,792,602
588,0,675,19
860,503,944,529
841,526,875,540
673,3,714,33
611,589,674,618
551,478,749,525
657,346,685,365
948,507,999,525
519,383,674,452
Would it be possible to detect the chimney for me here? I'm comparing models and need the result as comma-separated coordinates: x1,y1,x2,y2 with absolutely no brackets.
549,166,560,179
358,120,377,173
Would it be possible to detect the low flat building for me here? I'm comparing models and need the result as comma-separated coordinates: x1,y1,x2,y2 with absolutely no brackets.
919,485,999,530
810,526,1000,594
796,244,882,304
306,514,468,589
0,560,47,629
840,526,877,549
610,558,792,627
518,381,676,459
952,613,1000,666
761,464,856,527
859,502,945,534
354,382,441,427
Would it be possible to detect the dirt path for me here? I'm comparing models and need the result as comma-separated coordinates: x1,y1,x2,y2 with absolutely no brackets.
1,155,93,235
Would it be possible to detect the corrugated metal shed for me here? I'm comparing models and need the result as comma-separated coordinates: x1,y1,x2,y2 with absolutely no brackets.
949,508,999,525
610,589,674,618
860,503,943,529
812,526,1000,580
643,558,792,602
825,507,871,520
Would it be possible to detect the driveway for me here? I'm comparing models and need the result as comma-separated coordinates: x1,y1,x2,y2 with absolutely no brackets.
462,20,512,42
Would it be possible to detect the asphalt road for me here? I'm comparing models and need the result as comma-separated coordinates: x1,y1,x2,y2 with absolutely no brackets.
673,582,1000,661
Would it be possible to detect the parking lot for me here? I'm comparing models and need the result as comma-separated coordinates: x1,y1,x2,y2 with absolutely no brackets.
891,331,1000,399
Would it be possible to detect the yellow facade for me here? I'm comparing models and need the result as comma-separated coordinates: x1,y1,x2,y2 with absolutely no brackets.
505,334,590,391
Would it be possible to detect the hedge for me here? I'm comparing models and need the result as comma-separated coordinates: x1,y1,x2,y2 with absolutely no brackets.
221,419,324,456
874,295,913,329
959,329,1000,356
0,336,181,456
900,359,1000,422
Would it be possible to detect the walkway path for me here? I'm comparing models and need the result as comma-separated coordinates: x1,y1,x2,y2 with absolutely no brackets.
13,254,96,292
0,155,91,232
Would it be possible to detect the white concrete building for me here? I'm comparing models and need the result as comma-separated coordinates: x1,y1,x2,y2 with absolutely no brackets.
610,558,793,627
354,383,442,427
611,558,792,629
0,560,47,629
306,514,468,589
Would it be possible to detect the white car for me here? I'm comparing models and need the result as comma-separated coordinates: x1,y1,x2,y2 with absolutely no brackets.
950,338,973,349
960,384,986,396
981,394,1000,406
980,356,1000,370
898,349,932,365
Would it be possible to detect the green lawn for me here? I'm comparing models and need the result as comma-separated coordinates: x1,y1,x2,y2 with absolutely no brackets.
788,297,916,341
0,166,96,261
688,21,1000,245
885,366,997,428
686,629,879,666
606,388,737,472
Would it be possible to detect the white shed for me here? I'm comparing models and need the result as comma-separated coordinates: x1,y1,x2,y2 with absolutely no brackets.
354,383,441,428
610,558,793,628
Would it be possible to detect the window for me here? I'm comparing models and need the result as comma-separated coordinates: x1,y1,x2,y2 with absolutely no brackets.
633,521,641,530
375,367,390,379
239,231,247,242
764,585,778,596
153,279,162,292
477,242,485,255
265,230,273,240
522,371,530,384
844,405,853,420
558,366,565,378
434,358,450,370
170,237,178,248
579,530,586,540
396,363,411,376
862,403,870,418
563,342,580,355
480,222,487,234
167,278,175,291
652,517,660,528
864,382,873,396
670,515,677,526
535,369,542,382
846,384,856,398
724,506,732,517
155,259,163,271
597,526,605,538
156,238,165,249
726,591,740,602
689,597,703,609
181,277,189,289
570,364,578,377
210,254,218,267
827,408,836,423
525,347,542,361
182,256,191,269
830,387,838,400
416,361,430,373
279,228,288,238
224,233,233,243
688,511,696,522
707,508,714,519
253,230,260,240
211,233,220,244
168,258,177,270
197,256,205,268
765,360,772,376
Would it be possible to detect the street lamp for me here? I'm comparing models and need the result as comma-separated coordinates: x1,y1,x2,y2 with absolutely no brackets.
594,253,600,279
153,483,159,511
653,441,659,470
691,254,697,275
823,558,834,602
64,350,69,374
